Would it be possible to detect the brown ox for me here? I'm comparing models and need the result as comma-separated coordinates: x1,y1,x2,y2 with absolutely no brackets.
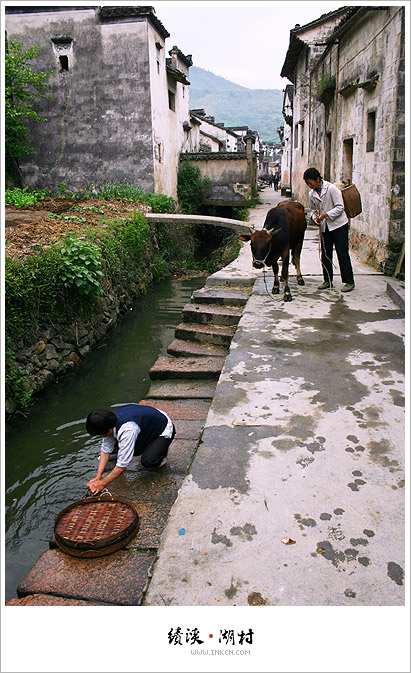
240,201,307,302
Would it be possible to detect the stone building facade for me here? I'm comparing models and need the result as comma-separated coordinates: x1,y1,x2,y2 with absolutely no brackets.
281,6,405,274
5,6,193,199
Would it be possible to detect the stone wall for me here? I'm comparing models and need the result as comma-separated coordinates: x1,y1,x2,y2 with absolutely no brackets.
5,237,157,416
180,152,257,205
4,7,169,194
287,6,405,273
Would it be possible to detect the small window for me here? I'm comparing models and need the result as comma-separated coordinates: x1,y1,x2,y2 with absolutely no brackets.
158,143,162,163
300,121,305,155
168,90,175,111
294,124,299,148
59,55,69,71
157,59,160,74
366,111,376,152
51,37,72,73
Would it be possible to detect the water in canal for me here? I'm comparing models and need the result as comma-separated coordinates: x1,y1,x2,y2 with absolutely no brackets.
4,274,207,601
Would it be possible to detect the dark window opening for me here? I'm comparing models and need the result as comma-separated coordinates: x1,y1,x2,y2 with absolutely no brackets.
294,124,299,148
366,111,376,152
59,55,69,71
324,132,331,181
343,138,353,184
300,121,305,155
168,90,175,111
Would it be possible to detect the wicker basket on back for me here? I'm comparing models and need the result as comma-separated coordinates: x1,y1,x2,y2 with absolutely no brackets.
335,183,362,218
54,493,140,558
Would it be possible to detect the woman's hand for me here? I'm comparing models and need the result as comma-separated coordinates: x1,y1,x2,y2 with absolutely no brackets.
87,477,105,495
317,212,328,222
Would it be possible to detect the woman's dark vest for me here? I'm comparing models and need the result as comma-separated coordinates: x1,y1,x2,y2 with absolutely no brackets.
114,404,168,452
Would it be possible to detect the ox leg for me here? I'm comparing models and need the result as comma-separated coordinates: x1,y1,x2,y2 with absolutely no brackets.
271,260,280,294
293,243,305,286
282,254,292,301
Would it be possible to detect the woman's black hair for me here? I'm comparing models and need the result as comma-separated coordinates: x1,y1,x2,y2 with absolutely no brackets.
86,409,117,436
303,167,322,181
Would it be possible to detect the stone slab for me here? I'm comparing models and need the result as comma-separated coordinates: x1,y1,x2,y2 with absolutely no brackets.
192,287,250,306
124,501,173,549
109,470,186,504
173,418,206,439
182,303,243,326
138,398,211,420
145,380,217,399
17,549,154,606
386,279,405,312
175,322,236,346
145,212,251,235
6,593,106,606
167,338,228,358
149,355,225,379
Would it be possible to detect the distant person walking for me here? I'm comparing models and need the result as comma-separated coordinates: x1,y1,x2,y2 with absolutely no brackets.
303,167,355,293
273,173,279,191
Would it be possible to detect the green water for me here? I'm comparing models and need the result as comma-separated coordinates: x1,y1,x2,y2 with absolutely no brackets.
4,275,206,601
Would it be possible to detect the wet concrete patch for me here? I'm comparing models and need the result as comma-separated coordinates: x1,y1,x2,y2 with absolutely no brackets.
225,578,241,598
344,589,356,598
294,514,316,528
387,562,404,586
191,425,278,492
243,302,406,413
230,523,257,540
211,528,232,547
363,529,375,537
350,538,369,546
248,591,267,605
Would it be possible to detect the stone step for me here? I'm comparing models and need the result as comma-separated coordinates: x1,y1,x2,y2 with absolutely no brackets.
167,338,228,358
149,355,225,380
175,322,236,347
138,398,211,420
182,303,243,326
145,380,217,399
17,549,154,606
192,287,250,307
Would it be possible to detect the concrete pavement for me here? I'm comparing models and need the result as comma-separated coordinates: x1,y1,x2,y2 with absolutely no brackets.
144,187,406,606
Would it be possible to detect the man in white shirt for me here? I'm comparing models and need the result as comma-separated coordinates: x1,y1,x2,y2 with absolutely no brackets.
86,404,175,494
304,167,355,292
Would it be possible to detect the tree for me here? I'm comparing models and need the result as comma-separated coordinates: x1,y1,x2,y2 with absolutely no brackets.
177,161,212,214
5,38,53,184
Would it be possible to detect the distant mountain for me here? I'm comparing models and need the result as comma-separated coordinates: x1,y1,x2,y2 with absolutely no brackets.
188,66,284,143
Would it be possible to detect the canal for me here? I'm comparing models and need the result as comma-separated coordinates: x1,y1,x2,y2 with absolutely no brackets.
4,274,207,601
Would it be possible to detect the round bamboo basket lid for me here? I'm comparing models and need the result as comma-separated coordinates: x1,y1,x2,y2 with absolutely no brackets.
54,494,140,558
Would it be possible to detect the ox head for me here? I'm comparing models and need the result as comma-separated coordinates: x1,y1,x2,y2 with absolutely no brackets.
239,229,279,269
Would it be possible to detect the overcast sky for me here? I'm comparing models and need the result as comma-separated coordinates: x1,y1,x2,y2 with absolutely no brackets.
155,1,347,90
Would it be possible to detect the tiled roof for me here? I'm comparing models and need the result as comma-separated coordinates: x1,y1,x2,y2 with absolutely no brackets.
99,6,169,38
280,6,352,81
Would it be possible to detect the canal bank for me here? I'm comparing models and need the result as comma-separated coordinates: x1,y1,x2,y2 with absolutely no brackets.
6,188,405,606
143,188,406,607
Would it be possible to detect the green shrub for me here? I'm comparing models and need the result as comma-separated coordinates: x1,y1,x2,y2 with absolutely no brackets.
5,341,33,410
5,187,48,207
56,233,104,299
177,162,212,214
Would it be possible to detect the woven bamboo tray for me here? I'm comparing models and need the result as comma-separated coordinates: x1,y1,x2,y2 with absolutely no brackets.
54,494,140,558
